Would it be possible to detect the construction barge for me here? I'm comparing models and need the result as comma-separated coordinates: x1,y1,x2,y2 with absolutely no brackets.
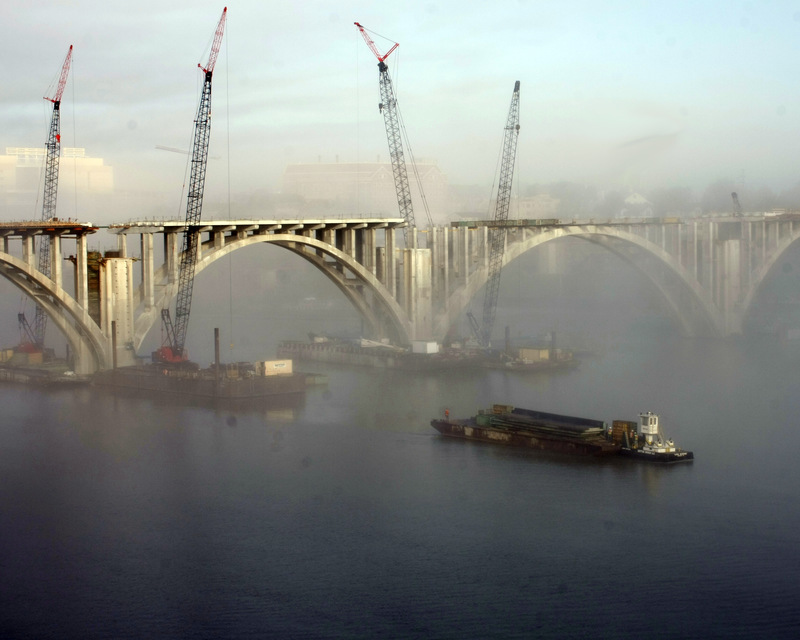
92,359,309,400
431,404,693,462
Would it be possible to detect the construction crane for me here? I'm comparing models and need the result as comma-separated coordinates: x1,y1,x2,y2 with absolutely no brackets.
22,45,73,351
468,80,521,348
732,192,743,217
155,7,227,363
354,21,417,241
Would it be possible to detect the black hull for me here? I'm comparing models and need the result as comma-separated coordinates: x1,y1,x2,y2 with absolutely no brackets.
93,366,307,400
431,419,621,457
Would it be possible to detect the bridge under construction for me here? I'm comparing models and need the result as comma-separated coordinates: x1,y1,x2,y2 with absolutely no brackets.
1,213,799,373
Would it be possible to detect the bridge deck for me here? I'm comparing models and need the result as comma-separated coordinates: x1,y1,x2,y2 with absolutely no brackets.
107,218,407,234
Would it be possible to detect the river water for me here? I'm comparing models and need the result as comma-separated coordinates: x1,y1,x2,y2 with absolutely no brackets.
1,326,799,638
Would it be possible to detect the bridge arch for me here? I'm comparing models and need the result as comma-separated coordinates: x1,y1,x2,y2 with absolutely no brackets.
0,253,108,373
436,225,724,339
740,230,800,332
132,233,412,352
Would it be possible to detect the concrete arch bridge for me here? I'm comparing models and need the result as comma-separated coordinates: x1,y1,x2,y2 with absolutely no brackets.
1,214,798,373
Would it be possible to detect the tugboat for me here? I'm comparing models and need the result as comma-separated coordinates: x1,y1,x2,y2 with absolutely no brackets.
614,412,694,463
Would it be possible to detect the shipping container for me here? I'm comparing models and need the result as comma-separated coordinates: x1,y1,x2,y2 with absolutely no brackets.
259,359,293,376
412,341,440,354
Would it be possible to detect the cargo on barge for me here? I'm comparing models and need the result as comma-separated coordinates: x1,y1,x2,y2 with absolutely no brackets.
431,404,621,456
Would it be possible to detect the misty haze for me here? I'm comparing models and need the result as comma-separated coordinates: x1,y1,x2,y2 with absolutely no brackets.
1,2,800,638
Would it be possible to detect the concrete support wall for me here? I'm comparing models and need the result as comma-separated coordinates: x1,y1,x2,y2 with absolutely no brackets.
403,248,432,340
100,258,137,367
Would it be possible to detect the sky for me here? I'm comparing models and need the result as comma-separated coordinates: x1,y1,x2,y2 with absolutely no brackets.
3,0,800,216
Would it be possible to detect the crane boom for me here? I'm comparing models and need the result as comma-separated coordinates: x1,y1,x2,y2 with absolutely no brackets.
476,80,521,348
30,45,73,349
355,22,415,239
157,7,227,363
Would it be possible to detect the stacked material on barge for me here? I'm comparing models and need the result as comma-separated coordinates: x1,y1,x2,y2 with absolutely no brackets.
431,404,621,456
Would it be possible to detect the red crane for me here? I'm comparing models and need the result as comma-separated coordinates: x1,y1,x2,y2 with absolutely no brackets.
155,8,227,363
354,22,416,239
23,45,73,350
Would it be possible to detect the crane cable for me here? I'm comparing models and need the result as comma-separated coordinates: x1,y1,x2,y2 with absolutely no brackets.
225,20,234,354
389,52,433,228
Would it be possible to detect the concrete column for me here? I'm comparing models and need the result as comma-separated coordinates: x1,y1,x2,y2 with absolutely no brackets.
460,226,470,286
23,235,35,269
344,228,356,258
430,227,440,306
141,233,155,310
722,239,742,333
75,233,89,309
50,235,62,289
2,236,9,254
403,248,432,340
117,233,127,257
385,228,396,298
442,226,450,311
482,226,489,271
376,247,386,285
194,230,203,263
364,229,376,275
214,230,225,250
165,231,179,284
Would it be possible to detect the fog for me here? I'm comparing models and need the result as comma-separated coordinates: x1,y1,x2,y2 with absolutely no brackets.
3,1,800,225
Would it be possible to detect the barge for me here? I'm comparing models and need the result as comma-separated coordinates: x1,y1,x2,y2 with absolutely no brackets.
92,359,308,401
431,404,621,456
431,405,693,461
277,336,483,371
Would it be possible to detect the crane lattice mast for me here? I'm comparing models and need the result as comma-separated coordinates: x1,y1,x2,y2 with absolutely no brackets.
355,22,416,241
30,45,73,348
158,7,227,363
473,80,521,348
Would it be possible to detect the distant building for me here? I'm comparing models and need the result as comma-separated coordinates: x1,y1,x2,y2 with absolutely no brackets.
281,160,450,223
0,147,114,219
518,194,560,218
621,192,653,218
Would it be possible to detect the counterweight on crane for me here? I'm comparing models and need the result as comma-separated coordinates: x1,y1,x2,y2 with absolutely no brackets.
155,7,227,363
24,45,73,350
469,80,521,348
354,22,416,240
